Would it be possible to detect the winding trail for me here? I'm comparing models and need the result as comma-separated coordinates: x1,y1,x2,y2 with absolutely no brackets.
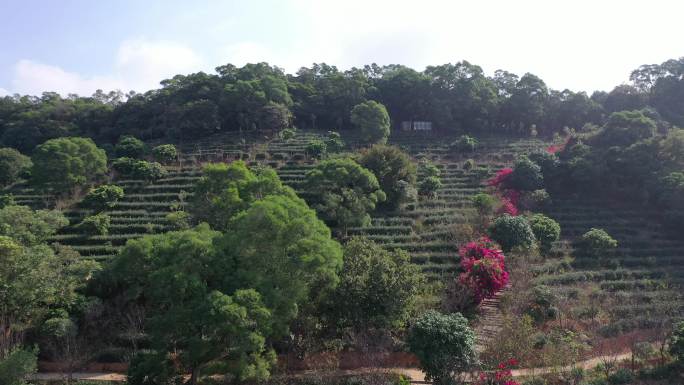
31,350,636,384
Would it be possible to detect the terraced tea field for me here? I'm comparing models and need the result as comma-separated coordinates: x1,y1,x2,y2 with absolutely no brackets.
8,130,682,341
4,131,545,279
538,198,684,337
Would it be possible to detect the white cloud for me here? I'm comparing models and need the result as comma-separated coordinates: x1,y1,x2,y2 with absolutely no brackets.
115,39,203,90
12,60,125,96
0,87,9,96
9,39,204,96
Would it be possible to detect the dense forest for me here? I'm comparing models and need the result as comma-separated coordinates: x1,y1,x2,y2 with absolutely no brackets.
1,58,683,152
1,57,684,385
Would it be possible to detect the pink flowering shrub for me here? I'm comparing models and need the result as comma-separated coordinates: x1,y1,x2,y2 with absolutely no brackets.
496,198,518,216
487,168,513,187
487,168,521,216
474,359,520,385
458,237,509,303
546,136,572,154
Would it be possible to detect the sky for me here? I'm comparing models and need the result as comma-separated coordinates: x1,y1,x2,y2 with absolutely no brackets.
0,0,682,97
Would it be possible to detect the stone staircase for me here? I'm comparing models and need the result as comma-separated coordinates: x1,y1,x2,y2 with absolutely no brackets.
474,288,507,353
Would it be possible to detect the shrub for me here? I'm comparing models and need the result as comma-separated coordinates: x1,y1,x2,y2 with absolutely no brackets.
81,185,125,211
489,214,536,252
509,156,543,191
458,237,509,303
326,131,345,152
0,147,32,187
112,158,167,181
0,194,15,209
0,348,37,385
528,214,561,254
607,368,634,385
279,127,296,141
573,228,618,259
487,168,513,188
669,321,684,363
473,359,520,385
472,193,497,218
305,139,327,159
407,310,477,385
77,213,111,236
420,161,441,178
115,135,145,158
519,189,551,211
152,144,178,164
525,285,558,323
450,135,478,153
419,176,442,198
166,211,190,230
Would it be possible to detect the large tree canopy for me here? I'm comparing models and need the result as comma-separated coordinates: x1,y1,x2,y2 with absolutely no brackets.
351,100,391,145
108,194,342,383
358,144,417,209
303,158,386,230
189,161,295,231
31,137,107,192
0,205,97,362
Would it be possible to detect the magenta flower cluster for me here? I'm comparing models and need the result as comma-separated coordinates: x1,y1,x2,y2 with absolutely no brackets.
458,237,509,303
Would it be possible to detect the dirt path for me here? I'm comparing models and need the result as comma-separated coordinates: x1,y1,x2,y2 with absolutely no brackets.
32,372,127,381
32,350,634,383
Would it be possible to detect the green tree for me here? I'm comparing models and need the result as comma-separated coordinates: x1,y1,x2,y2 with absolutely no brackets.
31,137,107,192
593,110,656,147
669,321,684,364
305,139,327,159
114,135,145,158
111,226,274,385
573,228,618,259
509,155,544,191
359,144,417,209
351,100,391,145
489,214,536,252
279,128,296,141
0,205,68,246
325,131,345,152
189,161,294,231
407,310,477,385
303,158,386,231
0,148,31,187
77,213,111,236
528,214,561,254
151,144,178,164
81,185,124,211
112,158,166,181
0,233,97,361
0,348,37,385
450,135,478,153
471,193,497,229
419,176,442,198
214,195,343,336
327,237,425,330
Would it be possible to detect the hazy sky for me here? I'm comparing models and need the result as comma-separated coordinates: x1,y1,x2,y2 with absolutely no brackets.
1,0,682,96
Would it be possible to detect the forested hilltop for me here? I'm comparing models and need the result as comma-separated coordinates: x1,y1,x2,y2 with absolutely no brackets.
1,58,683,152
1,57,684,385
